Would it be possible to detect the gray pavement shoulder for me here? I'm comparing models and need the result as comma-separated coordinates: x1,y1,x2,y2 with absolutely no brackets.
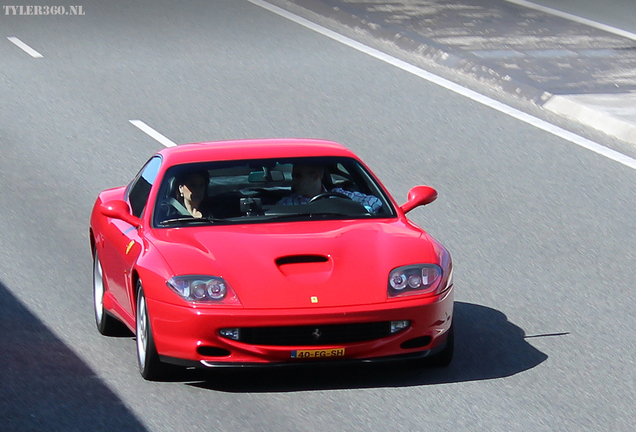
265,0,636,146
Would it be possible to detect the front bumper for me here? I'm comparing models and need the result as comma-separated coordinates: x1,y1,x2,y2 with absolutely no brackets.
147,286,453,368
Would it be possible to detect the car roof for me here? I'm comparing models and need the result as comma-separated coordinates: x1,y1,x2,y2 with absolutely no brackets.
156,138,359,166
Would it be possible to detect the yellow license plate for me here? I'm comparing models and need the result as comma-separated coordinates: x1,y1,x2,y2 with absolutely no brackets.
291,348,345,359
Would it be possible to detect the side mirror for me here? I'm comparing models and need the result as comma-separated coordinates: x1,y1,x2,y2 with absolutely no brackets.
100,200,141,227
400,186,438,214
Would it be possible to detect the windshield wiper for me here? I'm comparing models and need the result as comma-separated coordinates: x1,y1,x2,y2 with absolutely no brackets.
263,212,354,221
158,216,225,226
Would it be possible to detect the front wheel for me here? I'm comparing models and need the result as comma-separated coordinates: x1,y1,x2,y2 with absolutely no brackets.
428,321,454,367
93,250,122,336
411,321,454,368
136,282,165,380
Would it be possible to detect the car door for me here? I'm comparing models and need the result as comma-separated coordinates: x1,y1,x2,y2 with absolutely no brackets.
101,156,161,322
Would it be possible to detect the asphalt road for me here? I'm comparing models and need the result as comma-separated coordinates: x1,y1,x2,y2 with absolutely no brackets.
1,0,635,431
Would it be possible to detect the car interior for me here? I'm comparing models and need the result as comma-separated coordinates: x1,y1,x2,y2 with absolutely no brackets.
152,157,394,227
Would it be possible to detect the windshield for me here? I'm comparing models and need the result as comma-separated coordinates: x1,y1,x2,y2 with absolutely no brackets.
152,156,396,228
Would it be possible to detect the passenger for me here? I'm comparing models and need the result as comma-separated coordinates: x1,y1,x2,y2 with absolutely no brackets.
174,171,211,218
277,165,382,213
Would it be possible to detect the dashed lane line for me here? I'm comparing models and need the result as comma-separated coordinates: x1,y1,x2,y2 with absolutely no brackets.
7,37,43,58
129,120,177,148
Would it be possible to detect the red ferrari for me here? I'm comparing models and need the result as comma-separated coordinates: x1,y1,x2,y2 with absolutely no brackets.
90,138,454,380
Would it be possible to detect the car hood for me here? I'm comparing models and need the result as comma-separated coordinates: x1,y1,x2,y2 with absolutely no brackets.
147,220,442,309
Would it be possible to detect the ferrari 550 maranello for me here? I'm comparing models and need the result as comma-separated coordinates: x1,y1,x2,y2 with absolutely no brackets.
89,138,454,380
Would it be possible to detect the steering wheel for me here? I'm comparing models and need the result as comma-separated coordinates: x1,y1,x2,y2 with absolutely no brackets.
308,191,352,203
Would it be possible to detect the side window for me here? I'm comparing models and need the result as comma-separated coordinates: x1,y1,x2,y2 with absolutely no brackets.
127,156,162,218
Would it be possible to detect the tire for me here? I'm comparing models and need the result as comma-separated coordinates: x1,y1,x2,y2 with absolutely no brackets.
411,321,454,368
93,250,122,336
428,321,454,368
136,282,166,380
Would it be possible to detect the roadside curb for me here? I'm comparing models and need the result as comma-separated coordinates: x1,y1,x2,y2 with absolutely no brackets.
544,94,636,144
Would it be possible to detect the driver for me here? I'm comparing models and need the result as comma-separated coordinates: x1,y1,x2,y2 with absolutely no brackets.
277,164,382,213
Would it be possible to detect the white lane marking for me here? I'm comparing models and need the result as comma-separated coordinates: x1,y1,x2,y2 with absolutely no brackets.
7,37,43,58
129,120,177,147
503,0,636,42
247,0,636,171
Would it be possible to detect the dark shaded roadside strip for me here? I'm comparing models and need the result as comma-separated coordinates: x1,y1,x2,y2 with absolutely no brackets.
0,280,148,432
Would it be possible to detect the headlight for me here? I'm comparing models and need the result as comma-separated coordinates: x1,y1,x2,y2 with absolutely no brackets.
167,275,241,305
388,264,444,298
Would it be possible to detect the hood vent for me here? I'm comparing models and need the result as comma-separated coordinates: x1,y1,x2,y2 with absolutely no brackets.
275,255,329,266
